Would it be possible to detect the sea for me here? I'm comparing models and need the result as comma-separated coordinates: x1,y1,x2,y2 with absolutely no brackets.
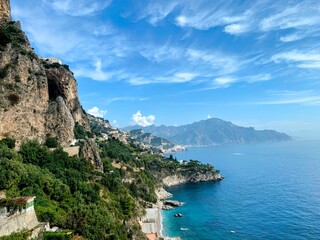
162,140,320,240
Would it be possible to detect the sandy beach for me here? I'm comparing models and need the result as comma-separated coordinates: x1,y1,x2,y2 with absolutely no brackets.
141,201,181,239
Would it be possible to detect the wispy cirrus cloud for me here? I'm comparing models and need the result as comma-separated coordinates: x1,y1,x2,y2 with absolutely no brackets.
106,97,149,105
131,0,320,42
46,0,112,16
74,60,114,81
272,50,320,69
253,90,320,106
213,74,271,88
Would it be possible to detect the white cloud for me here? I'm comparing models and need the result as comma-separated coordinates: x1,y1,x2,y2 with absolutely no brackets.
260,5,320,31
224,24,248,35
135,0,320,41
74,60,113,81
186,49,239,75
214,76,238,86
298,62,320,69
272,50,320,69
132,111,155,127
207,114,212,119
135,1,178,25
140,45,183,63
88,106,107,118
176,16,188,26
253,90,320,106
128,77,152,85
106,97,150,104
174,72,198,82
280,33,304,42
244,74,271,83
48,0,112,16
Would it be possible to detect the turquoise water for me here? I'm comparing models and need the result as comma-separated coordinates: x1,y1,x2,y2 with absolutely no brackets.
163,141,320,240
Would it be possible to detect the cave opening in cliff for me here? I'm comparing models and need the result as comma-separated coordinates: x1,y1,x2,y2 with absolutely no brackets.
48,77,64,101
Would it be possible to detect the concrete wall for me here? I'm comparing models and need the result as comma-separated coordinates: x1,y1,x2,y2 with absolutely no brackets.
0,208,39,237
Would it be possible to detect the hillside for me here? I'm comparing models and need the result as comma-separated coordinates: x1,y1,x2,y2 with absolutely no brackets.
88,115,185,154
0,2,222,239
129,129,185,153
124,118,292,146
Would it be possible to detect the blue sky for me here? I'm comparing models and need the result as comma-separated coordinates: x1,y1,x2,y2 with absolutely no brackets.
11,0,320,138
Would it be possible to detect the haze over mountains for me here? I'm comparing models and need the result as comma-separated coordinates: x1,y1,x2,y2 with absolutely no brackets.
124,118,292,147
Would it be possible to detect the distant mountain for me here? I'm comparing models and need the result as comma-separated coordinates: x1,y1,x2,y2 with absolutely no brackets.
124,118,292,147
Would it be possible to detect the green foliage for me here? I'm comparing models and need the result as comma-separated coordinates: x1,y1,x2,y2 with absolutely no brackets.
43,61,71,72
121,194,135,220
0,142,133,239
43,231,72,240
45,135,58,148
0,138,16,149
0,22,26,49
74,123,90,139
0,135,218,239
99,138,134,164
0,231,30,240
19,140,51,166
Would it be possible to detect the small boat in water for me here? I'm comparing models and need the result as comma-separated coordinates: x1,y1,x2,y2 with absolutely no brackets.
174,213,183,217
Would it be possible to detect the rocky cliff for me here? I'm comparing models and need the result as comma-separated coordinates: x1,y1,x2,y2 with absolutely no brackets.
162,172,223,187
0,6,102,171
0,0,10,21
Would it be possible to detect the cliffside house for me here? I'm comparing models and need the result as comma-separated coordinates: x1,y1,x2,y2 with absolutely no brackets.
0,190,42,237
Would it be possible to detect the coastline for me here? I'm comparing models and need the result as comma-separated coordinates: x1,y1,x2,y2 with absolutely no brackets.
142,169,223,239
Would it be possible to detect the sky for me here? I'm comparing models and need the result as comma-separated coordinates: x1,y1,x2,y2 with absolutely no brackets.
11,0,320,139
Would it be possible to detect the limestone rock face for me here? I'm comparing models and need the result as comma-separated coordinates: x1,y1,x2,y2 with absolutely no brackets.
162,173,223,187
0,20,103,171
46,96,75,146
0,24,48,145
0,0,11,21
80,138,103,172
45,67,89,131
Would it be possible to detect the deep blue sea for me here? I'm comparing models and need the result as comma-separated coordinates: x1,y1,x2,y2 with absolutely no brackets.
162,141,320,240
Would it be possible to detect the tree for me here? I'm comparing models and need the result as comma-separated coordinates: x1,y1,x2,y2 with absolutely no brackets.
45,135,58,148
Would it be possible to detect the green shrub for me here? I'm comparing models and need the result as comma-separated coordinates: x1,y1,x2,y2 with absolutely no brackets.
43,231,72,240
0,231,30,240
45,135,58,148
74,123,86,139
0,138,15,149
0,22,26,48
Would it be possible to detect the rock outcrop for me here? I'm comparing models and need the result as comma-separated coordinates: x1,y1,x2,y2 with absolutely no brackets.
80,138,103,171
162,172,223,187
0,0,11,21
0,8,103,171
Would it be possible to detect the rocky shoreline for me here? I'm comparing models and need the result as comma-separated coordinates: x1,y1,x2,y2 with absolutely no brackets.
143,172,224,240
162,172,224,187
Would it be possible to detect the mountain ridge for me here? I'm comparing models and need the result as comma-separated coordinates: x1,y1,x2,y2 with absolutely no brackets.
124,118,292,146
